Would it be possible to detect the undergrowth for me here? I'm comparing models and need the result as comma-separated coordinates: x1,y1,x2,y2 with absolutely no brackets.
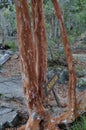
69,115,86,130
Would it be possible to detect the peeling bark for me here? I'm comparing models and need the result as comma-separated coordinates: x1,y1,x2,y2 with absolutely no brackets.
14,0,46,129
15,0,86,129
15,0,59,129
50,0,86,125
52,0,77,123
31,0,47,100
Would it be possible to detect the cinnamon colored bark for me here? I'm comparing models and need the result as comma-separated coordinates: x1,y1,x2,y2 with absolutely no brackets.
14,0,86,129
52,0,77,122
14,0,45,129
50,0,86,125
31,0,47,100
15,0,59,129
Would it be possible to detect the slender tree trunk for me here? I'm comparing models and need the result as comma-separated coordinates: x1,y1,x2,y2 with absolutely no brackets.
52,0,77,123
31,0,47,100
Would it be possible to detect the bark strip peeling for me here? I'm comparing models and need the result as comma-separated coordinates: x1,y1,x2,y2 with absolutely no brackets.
31,0,47,100
14,0,86,129
14,0,46,129
52,0,77,123
15,0,59,129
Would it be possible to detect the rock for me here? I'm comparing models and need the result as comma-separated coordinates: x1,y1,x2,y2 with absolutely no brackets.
47,68,69,84
0,78,23,99
73,54,86,62
5,50,14,55
0,76,28,129
0,53,11,65
0,44,10,50
47,69,55,80
59,69,69,83
0,107,19,129
0,107,12,115
77,78,86,91
76,68,86,78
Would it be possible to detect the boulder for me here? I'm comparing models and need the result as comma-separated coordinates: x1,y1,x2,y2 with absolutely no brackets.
0,107,19,129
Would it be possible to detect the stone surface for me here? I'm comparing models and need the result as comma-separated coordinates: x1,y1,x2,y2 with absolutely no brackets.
0,53,11,65
77,77,86,91
47,68,68,84
0,50,86,129
0,77,23,99
73,54,86,62
0,107,18,129
0,76,28,129
59,69,68,83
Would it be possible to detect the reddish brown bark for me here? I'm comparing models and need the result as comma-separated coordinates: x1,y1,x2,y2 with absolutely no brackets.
51,0,86,124
51,0,77,123
15,0,59,129
15,0,86,129
14,0,45,129
31,0,47,100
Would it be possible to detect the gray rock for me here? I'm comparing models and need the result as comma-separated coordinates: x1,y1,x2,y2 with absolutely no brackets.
0,107,12,115
77,78,86,91
0,78,23,99
47,69,55,80
76,69,86,78
73,54,86,62
59,69,69,83
47,68,69,84
0,53,11,65
0,107,18,129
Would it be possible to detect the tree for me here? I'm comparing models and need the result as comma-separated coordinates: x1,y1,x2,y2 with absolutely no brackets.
14,0,59,129
14,0,86,130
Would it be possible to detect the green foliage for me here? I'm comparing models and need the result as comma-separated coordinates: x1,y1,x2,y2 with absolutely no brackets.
0,0,13,9
63,0,86,38
77,79,86,88
5,41,17,51
43,0,86,50
0,0,86,53
0,93,3,97
76,65,86,77
0,65,2,70
69,115,86,130
3,5,16,35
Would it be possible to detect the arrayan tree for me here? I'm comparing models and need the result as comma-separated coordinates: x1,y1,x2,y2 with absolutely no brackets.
14,0,86,130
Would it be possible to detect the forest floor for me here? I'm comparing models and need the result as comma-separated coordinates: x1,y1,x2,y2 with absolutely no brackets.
0,35,86,129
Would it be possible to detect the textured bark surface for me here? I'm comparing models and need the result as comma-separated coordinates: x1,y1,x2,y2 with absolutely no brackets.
31,0,47,100
14,0,86,129
52,0,77,123
15,0,46,129
52,0,86,124
15,0,59,129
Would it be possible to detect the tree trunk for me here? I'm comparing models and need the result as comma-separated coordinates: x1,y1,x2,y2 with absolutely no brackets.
14,0,59,129
14,0,86,129
15,0,45,129
31,0,47,101
52,0,77,123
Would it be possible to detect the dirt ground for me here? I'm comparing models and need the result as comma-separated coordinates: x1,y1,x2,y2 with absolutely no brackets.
0,49,86,129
